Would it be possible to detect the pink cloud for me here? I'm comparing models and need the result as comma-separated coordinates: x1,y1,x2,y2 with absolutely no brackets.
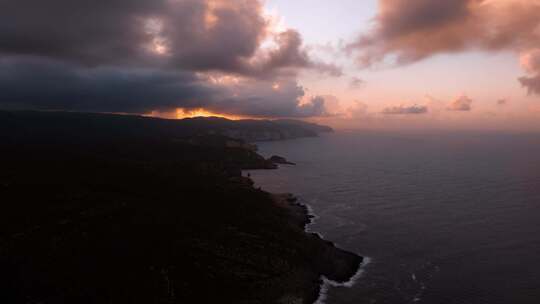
447,95,473,111
348,0,540,94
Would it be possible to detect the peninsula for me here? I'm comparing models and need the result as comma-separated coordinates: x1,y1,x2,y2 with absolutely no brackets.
0,111,361,304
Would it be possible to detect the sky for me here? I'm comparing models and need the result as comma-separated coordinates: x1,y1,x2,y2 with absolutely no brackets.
1,0,540,131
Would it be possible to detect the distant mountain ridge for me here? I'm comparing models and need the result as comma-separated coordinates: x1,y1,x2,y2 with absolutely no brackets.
169,116,333,142
0,110,333,143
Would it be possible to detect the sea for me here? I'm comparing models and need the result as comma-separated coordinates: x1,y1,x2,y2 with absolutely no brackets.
248,130,540,304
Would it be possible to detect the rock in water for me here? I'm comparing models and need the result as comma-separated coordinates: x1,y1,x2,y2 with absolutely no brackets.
269,155,296,165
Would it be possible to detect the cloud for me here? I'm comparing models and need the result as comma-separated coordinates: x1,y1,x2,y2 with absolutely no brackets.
346,101,369,119
349,77,365,89
0,0,338,78
296,96,328,117
0,0,162,66
520,75,540,95
0,57,329,117
349,0,540,65
0,57,216,113
382,104,428,115
0,0,339,117
311,95,342,116
205,78,330,118
447,95,473,111
248,30,342,77
518,49,540,95
348,0,540,94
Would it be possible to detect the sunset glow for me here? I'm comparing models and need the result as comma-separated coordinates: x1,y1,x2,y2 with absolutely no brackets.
1,0,540,130
174,108,246,120
5,1,540,303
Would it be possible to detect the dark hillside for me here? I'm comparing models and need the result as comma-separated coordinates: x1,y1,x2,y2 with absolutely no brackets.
0,110,332,144
0,111,359,304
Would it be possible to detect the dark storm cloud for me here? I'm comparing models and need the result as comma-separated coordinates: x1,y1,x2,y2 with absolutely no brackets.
0,57,216,113
0,0,336,77
382,104,428,115
0,0,263,71
0,0,338,117
205,79,329,118
0,0,163,66
0,57,327,117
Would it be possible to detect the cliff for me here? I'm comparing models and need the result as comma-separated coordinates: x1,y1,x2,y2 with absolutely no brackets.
0,110,359,304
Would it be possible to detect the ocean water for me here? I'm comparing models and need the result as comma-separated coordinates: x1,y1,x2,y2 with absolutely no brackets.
248,131,540,304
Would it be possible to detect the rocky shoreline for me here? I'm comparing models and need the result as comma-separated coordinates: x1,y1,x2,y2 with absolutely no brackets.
0,110,357,304
270,193,364,303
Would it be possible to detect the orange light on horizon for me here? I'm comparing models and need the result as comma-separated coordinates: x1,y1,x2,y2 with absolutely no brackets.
175,108,246,120
146,108,269,121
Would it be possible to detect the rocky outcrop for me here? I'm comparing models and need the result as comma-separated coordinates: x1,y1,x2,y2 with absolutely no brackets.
269,155,296,165
272,194,363,303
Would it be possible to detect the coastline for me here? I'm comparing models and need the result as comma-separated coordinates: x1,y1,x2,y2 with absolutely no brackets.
1,110,351,304
270,193,364,304
314,257,372,304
